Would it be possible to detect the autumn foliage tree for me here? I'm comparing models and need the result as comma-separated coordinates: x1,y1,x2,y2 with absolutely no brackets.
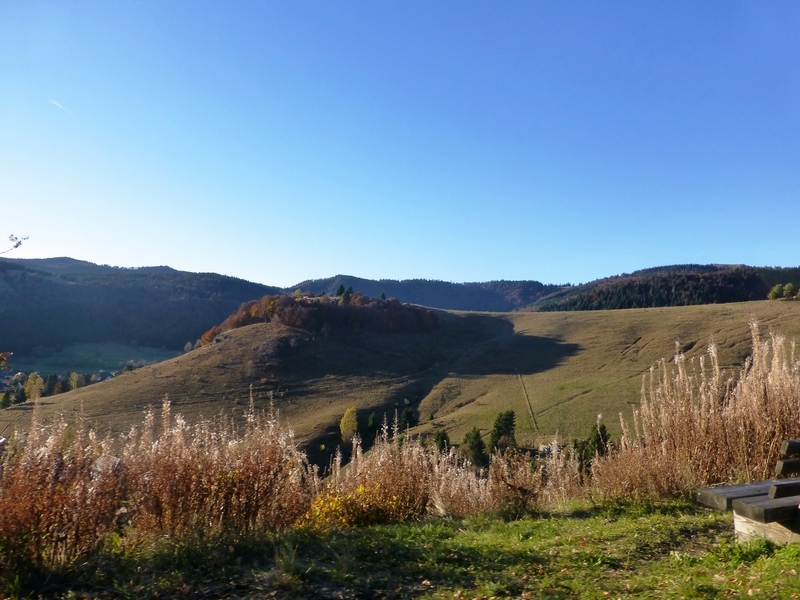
340,406,359,443
199,292,438,345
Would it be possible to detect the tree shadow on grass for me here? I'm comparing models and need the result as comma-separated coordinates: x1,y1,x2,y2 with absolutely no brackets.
280,312,580,384
290,313,581,465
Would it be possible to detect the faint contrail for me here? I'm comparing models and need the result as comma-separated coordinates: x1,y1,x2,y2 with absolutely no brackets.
49,99,67,110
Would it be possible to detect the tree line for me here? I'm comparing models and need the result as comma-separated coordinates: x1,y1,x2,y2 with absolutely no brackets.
1,370,115,408
337,406,612,482
536,267,768,312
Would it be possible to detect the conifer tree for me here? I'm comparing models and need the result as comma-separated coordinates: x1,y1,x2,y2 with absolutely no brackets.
462,426,488,468
433,429,450,452
487,410,517,453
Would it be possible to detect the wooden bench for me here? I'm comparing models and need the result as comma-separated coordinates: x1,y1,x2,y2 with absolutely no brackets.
696,440,800,544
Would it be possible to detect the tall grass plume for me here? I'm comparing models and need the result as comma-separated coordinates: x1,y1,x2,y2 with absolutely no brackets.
594,322,800,500
0,395,317,581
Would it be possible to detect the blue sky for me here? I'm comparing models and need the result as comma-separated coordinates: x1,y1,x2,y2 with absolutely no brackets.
2,2,799,288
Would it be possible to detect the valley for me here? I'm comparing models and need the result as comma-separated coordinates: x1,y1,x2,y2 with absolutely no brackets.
4,299,800,464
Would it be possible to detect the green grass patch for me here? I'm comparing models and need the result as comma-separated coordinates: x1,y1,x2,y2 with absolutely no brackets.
14,501,800,599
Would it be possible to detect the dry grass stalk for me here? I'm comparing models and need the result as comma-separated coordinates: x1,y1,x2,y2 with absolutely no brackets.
537,441,585,505
0,396,317,576
0,405,126,574
594,323,800,500
305,417,550,529
122,397,318,539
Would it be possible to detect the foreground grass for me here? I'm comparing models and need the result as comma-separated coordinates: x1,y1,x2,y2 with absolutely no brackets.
20,500,800,599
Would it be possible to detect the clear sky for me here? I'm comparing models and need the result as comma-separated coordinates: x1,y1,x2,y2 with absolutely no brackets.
2,2,799,288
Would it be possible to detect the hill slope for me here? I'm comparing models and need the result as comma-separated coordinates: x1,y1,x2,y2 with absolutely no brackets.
0,257,281,354
5,300,800,464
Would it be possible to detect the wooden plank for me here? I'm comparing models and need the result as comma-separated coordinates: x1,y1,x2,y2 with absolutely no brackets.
780,440,800,458
734,513,800,545
770,481,800,498
775,458,800,476
696,479,797,511
732,495,800,523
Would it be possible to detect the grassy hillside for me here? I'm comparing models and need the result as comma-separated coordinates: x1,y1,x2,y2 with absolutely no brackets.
5,299,800,463
4,257,800,374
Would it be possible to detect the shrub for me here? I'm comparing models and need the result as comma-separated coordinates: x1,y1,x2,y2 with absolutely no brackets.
0,411,126,577
302,421,549,529
122,399,317,539
433,429,450,451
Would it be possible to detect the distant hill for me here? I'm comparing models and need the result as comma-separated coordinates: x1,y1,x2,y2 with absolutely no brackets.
294,266,800,314
292,275,561,312
4,257,800,359
0,257,282,354
529,265,800,312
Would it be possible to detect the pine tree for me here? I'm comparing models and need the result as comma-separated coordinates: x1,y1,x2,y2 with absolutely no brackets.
13,387,26,405
462,426,488,468
433,429,450,452
399,406,418,430
487,410,517,453
587,423,610,458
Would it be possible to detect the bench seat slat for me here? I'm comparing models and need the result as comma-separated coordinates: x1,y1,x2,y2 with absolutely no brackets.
776,458,800,477
770,481,800,498
696,478,800,511
732,495,800,524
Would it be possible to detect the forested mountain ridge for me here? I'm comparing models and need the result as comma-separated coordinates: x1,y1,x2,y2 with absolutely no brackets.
0,257,281,354
3,257,800,357
293,275,562,312
530,265,800,312
295,266,800,313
